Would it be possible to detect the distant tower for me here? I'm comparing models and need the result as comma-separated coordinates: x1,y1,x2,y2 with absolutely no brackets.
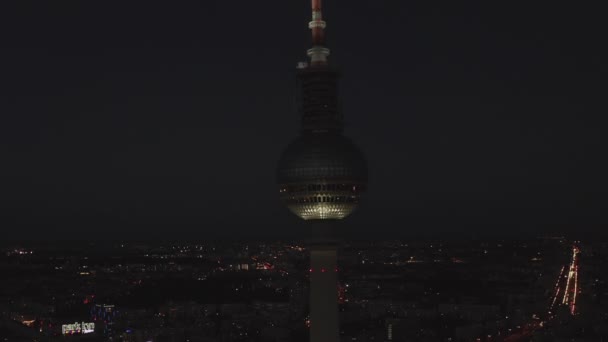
276,1,368,341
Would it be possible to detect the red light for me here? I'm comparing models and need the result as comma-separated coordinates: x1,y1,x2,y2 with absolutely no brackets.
321,268,326,272
309,268,313,273
335,268,338,272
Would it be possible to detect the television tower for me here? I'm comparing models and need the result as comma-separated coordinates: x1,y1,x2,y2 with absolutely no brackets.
277,1,368,341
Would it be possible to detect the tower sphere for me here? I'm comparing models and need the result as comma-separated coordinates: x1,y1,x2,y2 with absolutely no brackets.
277,133,367,220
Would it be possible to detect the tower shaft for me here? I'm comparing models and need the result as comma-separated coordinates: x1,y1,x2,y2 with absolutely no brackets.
310,245,339,342
298,69,342,133
277,1,367,341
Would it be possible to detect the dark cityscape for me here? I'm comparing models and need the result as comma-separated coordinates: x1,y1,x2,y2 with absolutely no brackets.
1,238,607,341
1,0,607,341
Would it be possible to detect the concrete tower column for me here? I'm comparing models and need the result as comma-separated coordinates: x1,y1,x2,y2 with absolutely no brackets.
309,221,339,342
310,245,338,342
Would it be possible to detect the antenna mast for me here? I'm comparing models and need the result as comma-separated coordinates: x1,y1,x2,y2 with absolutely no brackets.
307,0,330,67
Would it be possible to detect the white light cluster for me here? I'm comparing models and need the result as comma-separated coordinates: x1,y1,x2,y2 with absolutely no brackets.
62,322,95,335
288,202,357,220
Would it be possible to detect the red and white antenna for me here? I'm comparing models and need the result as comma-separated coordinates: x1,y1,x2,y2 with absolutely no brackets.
307,0,330,67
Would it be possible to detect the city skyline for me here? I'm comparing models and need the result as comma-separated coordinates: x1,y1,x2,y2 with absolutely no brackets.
1,2,606,340
2,1,606,239
1,237,600,340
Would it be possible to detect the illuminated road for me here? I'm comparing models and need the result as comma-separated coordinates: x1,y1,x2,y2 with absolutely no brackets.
496,245,581,342
547,245,580,316
549,265,565,312
562,246,580,315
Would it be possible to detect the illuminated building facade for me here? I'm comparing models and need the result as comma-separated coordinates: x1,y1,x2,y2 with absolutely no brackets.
61,322,95,335
91,304,117,337
276,1,367,341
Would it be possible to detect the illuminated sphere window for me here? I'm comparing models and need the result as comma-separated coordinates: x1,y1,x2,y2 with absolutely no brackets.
277,133,367,220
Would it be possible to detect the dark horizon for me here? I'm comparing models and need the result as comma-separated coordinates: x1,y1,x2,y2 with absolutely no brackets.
2,1,606,239
1,223,606,243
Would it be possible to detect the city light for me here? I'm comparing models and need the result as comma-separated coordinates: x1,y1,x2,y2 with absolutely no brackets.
561,246,580,315
62,322,95,335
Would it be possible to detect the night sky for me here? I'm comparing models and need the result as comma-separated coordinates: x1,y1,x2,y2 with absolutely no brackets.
1,2,606,239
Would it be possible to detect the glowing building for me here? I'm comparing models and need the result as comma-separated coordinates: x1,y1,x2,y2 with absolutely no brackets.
91,304,117,337
276,1,368,341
